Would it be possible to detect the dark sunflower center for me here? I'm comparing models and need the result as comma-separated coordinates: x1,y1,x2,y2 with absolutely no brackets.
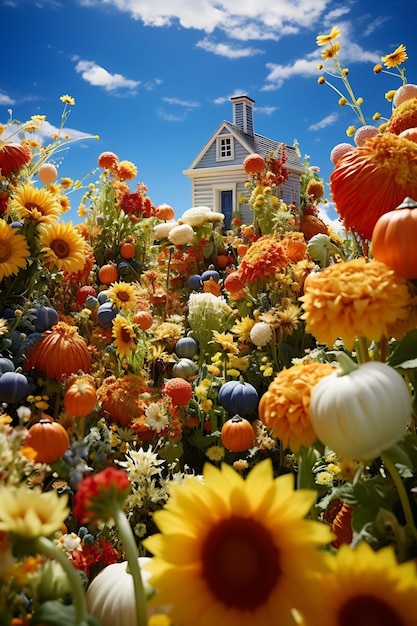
0,242,11,263
120,327,132,343
25,202,42,212
50,238,70,259
117,291,130,302
201,516,281,610
339,595,405,626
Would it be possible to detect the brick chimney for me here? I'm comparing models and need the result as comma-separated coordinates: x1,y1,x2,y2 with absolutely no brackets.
231,95,255,137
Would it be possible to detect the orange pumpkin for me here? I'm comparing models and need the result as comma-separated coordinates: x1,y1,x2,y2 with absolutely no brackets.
155,204,175,221
133,310,153,331
371,197,417,279
223,271,246,294
221,415,255,452
98,263,119,284
24,322,91,379
120,242,136,259
64,380,97,417
25,417,70,464
299,214,329,241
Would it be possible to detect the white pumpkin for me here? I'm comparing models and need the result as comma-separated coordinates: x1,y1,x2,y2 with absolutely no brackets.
310,355,412,460
86,557,170,626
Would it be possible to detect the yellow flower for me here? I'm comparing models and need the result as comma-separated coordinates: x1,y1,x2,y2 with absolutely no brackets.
144,460,331,626
231,317,255,342
300,258,410,349
10,184,62,224
211,331,239,354
259,361,335,452
381,44,407,69
0,220,30,281
321,42,341,60
107,281,139,311
117,160,138,181
205,445,225,461
60,94,75,105
39,221,86,273
316,26,341,46
112,314,137,357
0,485,69,538
303,542,417,626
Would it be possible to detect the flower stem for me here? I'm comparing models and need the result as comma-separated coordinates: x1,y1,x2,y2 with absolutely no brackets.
113,506,147,626
35,536,88,626
380,451,415,531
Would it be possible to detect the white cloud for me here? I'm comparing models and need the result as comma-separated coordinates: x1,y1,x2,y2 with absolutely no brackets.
162,97,200,108
308,113,338,131
0,93,15,106
74,59,140,92
78,0,329,40
196,37,264,59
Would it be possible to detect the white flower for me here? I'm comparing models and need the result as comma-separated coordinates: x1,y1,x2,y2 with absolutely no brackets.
250,322,273,347
153,221,178,241
168,223,195,245
57,532,82,554
180,206,224,227
144,402,169,432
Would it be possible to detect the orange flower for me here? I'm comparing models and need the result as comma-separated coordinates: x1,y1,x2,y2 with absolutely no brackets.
163,378,193,407
281,232,308,262
97,374,146,427
259,361,335,452
243,153,265,175
98,151,119,169
300,258,410,348
116,160,138,181
330,132,417,240
386,97,417,135
238,236,289,283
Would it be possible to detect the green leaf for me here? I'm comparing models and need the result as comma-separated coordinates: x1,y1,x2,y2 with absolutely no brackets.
388,329,417,368
31,601,100,626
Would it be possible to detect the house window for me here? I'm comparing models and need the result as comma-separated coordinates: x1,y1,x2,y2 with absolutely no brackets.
217,136,234,161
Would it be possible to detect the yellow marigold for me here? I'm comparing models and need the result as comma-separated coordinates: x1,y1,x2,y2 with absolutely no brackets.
238,236,289,283
259,361,335,452
300,258,410,348
316,26,341,46
306,179,325,201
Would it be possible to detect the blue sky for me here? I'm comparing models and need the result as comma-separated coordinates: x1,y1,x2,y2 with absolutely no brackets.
1,0,416,225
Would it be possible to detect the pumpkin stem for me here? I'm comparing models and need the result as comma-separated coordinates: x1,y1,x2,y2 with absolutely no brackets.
335,352,359,377
396,197,417,210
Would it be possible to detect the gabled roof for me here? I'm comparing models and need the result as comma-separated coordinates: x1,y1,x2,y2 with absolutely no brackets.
186,120,303,174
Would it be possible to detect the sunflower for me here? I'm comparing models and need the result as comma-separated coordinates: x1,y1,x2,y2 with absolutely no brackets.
259,361,335,452
39,221,86,273
0,220,30,281
231,317,255,343
106,281,139,311
302,542,417,626
112,314,137,357
10,184,62,224
144,460,331,626
0,485,69,539
300,258,410,349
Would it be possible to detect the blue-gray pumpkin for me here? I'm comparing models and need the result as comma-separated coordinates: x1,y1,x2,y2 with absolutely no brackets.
218,379,259,416
0,371,29,403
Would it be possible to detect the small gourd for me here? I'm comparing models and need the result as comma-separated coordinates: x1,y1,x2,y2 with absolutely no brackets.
97,302,118,328
372,197,417,279
175,337,199,359
218,378,259,416
64,380,97,417
98,263,119,285
0,371,29,403
25,417,70,464
0,357,15,374
120,241,136,259
32,306,59,332
221,415,255,452
310,353,412,460
133,310,153,331
201,265,220,283
172,358,197,379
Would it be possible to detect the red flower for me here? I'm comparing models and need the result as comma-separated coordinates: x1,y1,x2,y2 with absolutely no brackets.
73,467,131,525
0,142,31,176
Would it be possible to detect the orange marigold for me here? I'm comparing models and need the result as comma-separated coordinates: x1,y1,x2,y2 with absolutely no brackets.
243,153,265,175
259,361,335,452
330,132,417,240
385,97,417,135
238,236,289,283
300,258,410,348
